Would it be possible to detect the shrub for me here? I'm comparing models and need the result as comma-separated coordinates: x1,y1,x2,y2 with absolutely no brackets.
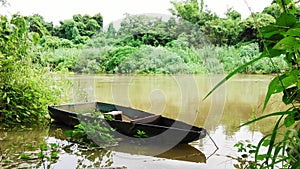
119,45,196,74
74,47,113,73
216,43,288,74
42,48,81,71
40,35,74,49
0,15,60,127
84,33,119,48
193,45,223,74
102,46,137,73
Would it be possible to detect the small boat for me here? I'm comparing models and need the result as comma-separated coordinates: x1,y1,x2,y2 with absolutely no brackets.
48,102,206,144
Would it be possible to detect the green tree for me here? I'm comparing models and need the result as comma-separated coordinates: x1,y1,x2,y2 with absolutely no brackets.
169,0,212,26
26,14,53,36
169,0,242,46
92,13,103,28
117,14,175,46
54,19,77,40
106,22,117,38
73,14,83,22
225,7,241,20
52,13,103,43
202,8,243,46
238,13,275,45
262,2,282,18
85,19,101,37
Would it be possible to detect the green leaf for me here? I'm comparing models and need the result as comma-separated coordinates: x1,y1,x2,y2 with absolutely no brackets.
3,92,7,99
30,32,40,45
284,113,295,127
257,154,270,161
261,48,285,58
65,130,73,136
36,152,45,158
20,153,30,159
282,86,298,104
50,152,59,159
263,70,300,112
276,14,296,27
261,25,285,38
40,143,48,151
266,115,284,163
50,143,58,148
273,37,300,52
262,140,271,147
285,28,300,37
241,111,292,127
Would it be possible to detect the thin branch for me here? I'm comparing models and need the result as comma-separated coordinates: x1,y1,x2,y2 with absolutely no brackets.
206,131,219,160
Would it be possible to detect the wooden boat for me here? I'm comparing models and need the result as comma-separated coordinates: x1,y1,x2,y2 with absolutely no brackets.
48,102,206,144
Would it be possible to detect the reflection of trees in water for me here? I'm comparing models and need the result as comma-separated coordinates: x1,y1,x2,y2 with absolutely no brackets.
0,127,49,168
0,126,113,169
62,143,113,169
49,125,114,169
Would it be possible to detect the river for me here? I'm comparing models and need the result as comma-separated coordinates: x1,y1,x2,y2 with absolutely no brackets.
0,74,286,169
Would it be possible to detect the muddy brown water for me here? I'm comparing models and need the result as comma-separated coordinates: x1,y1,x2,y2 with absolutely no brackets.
0,74,286,169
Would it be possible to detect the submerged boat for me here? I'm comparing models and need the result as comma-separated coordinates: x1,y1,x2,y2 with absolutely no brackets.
48,102,206,144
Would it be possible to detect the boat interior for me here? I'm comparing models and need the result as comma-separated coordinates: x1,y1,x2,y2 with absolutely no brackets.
54,102,198,131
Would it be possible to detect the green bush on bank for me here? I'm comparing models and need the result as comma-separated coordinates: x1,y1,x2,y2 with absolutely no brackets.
41,48,81,71
0,15,61,127
119,45,191,74
40,41,288,74
217,43,288,74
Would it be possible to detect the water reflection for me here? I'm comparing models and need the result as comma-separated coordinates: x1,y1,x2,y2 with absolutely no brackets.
49,124,207,162
0,126,114,169
0,128,51,168
114,142,206,163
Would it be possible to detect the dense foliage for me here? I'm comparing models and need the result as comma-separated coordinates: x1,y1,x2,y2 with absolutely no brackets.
0,15,60,127
16,0,295,75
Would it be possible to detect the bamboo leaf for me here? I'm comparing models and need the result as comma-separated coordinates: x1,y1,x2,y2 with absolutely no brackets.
263,70,300,112
262,140,271,147
257,154,270,161
266,115,284,163
203,55,264,100
240,110,292,127
284,113,295,127
255,134,271,162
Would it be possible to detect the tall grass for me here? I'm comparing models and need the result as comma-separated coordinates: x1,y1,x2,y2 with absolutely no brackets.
40,38,288,75
216,43,288,74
